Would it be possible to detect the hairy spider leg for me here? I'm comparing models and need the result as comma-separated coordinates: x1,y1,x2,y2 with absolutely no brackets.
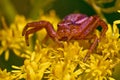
83,35,98,62
96,16,108,39
82,16,108,62
80,16,108,39
79,16,99,38
22,21,57,46
77,16,100,62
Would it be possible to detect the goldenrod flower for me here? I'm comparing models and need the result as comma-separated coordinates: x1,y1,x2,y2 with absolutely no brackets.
11,19,120,80
0,15,29,60
97,20,120,57
0,11,120,80
0,68,16,80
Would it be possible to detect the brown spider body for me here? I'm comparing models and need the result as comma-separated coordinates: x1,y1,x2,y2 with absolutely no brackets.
22,13,108,62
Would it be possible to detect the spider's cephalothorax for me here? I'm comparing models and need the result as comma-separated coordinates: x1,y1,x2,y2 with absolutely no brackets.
22,13,108,62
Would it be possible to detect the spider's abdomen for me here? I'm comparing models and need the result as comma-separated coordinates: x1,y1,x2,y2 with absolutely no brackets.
64,13,88,24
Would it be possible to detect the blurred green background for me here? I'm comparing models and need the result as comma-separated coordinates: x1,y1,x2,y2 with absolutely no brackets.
0,0,120,25
0,0,120,79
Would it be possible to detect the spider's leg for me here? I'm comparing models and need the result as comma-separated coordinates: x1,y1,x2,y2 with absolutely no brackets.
24,27,41,46
81,16,107,62
22,21,57,46
75,16,98,38
83,35,99,62
94,16,108,38
22,22,43,36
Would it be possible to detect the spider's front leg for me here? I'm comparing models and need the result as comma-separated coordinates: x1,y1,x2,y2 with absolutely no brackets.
83,16,108,62
94,16,108,39
22,21,57,46
83,35,99,62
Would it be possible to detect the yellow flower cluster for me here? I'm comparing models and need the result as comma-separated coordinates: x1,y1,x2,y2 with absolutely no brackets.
0,15,30,60
0,11,120,80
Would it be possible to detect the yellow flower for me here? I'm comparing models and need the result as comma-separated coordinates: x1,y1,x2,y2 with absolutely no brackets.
97,22,120,58
0,15,30,60
0,68,16,80
0,10,120,80
12,19,120,80
11,41,87,80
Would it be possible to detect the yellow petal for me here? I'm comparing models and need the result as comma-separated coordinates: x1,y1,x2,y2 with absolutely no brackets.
5,50,9,61
0,48,4,55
